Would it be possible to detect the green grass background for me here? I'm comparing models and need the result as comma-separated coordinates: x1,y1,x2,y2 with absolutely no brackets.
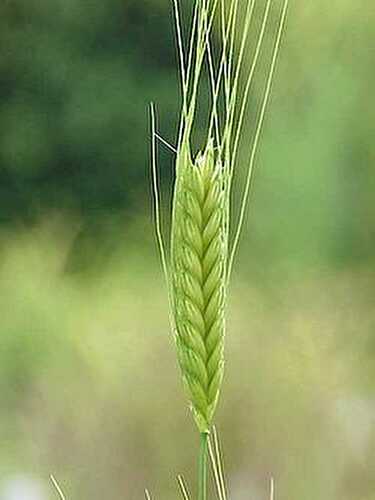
0,1,375,499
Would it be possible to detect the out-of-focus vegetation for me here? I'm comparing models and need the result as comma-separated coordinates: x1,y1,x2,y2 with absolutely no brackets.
0,1,375,500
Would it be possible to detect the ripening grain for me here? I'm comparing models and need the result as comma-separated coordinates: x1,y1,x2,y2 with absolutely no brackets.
171,140,227,433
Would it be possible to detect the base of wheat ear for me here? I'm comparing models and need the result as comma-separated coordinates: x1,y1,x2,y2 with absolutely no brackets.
152,0,289,434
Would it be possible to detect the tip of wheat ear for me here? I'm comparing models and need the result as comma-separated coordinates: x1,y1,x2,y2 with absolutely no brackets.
171,140,227,433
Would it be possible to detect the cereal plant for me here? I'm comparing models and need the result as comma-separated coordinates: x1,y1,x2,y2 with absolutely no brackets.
151,0,289,499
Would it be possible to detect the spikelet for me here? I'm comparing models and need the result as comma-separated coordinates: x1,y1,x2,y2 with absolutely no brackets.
171,139,228,433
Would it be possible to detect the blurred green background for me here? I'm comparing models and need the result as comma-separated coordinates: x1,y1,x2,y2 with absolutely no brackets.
1,1,375,499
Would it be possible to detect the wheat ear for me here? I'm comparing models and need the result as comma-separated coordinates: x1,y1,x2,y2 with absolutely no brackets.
171,139,228,433
165,0,288,436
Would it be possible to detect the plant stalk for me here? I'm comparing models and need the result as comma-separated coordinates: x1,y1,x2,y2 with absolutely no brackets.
198,432,209,500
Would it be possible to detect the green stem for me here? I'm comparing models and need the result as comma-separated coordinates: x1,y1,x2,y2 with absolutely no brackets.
198,432,209,500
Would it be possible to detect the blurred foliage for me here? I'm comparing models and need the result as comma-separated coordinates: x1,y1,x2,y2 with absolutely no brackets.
0,0,177,222
1,1,375,500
